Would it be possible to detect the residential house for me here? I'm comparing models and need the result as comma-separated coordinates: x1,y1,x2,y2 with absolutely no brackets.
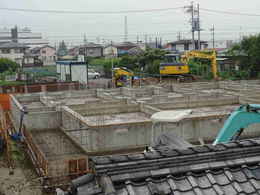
128,46,145,56
103,45,118,58
166,40,208,52
23,53,43,67
68,46,80,57
208,40,234,50
79,43,103,58
104,42,137,57
31,45,56,66
0,42,29,66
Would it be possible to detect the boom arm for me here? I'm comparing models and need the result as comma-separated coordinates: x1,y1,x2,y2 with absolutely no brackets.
213,104,260,145
182,50,218,79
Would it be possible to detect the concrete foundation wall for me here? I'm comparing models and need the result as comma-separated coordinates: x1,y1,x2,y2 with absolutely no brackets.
77,105,141,116
149,97,239,110
69,123,151,154
10,95,23,131
15,93,41,103
152,116,260,144
10,95,62,131
121,87,154,98
141,104,161,115
69,99,127,110
24,111,61,131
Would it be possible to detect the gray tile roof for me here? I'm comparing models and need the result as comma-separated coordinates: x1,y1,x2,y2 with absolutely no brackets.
69,138,260,195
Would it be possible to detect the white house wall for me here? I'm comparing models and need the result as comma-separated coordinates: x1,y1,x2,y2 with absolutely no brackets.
71,65,87,83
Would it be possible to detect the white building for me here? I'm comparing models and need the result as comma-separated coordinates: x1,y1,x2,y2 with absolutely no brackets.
103,45,118,58
0,42,29,66
0,26,48,48
56,61,88,83
166,40,208,52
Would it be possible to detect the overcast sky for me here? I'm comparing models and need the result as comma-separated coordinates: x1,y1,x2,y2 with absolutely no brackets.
1,0,260,46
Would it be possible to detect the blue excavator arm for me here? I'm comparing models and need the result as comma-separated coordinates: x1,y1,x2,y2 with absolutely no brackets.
213,104,260,145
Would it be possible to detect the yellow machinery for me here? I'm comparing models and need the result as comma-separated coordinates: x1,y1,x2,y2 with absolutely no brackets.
182,50,218,80
160,54,190,76
160,50,218,80
113,67,134,87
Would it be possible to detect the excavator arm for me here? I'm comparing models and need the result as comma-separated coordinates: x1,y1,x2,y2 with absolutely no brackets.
182,50,218,79
213,104,260,145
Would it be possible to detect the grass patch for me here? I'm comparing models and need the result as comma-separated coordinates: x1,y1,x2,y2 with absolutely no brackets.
0,80,26,86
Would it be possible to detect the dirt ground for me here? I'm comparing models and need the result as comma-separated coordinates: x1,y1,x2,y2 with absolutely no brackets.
0,143,45,195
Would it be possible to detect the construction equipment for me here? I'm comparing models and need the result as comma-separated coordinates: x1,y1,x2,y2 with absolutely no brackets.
160,53,190,77
213,104,260,145
182,50,218,80
113,67,134,87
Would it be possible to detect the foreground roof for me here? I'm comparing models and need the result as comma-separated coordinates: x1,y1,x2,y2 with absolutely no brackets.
70,138,260,195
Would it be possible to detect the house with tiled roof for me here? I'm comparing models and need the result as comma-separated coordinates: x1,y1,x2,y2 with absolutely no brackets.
30,45,56,66
66,138,260,195
0,42,29,66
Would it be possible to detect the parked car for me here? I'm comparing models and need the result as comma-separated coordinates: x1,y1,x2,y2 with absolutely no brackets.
88,69,100,79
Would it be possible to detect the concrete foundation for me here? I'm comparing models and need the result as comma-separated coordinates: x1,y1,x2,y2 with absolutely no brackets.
9,80,260,157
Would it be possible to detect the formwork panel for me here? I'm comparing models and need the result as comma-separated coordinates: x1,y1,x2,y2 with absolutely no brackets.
30,129,88,177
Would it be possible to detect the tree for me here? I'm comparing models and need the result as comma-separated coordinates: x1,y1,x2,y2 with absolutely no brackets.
137,48,168,75
228,34,260,77
0,58,19,73
57,40,68,57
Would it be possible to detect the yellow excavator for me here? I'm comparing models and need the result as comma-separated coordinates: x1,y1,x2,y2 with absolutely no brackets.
113,67,134,87
160,50,218,80
160,53,191,80
182,50,218,80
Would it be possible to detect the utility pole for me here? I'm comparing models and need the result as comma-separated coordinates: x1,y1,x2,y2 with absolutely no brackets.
177,32,181,41
191,2,195,50
84,33,87,45
84,46,89,88
145,34,148,45
197,3,201,50
185,2,201,50
110,41,114,88
124,16,128,42
210,25,215,49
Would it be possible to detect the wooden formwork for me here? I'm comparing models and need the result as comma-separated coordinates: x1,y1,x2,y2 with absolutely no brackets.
23,127,90,191
23,128,49,177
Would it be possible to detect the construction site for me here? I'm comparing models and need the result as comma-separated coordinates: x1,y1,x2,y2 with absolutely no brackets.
0,79,258,194
0,80,255,194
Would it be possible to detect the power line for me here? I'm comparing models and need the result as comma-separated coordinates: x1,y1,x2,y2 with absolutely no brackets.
201,8,260,17
0,6,183,14
1,6,260,17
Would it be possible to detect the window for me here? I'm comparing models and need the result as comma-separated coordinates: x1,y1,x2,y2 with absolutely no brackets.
2,49,10,54
184,44,189,51
42,50,46,54
14,49,22,53
88,49,94,54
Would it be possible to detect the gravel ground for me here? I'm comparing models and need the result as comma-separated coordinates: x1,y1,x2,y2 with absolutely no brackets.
0,144,45,195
